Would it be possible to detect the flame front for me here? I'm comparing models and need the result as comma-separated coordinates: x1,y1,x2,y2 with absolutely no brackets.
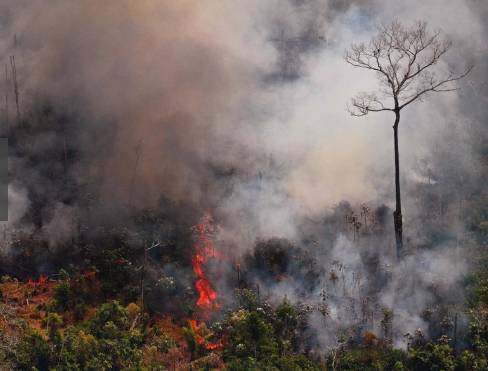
189,319,228,350
192,211,221,315
28,274,48,285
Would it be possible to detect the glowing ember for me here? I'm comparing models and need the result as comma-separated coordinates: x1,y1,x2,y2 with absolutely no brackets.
83,271,96,278
191,211,221,315
28,274,49,285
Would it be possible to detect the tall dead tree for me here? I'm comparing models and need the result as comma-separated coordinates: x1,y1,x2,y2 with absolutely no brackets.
10,56,20,130
5,64,8,127
343,20,473,260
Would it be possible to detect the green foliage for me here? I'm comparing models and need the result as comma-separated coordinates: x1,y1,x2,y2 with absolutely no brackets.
58,268,70,281
49,300,143,370
274,295,306,352
275,296,298,331
43,312,63,331
54,281,72,311
385,348,408,370
455,348,488,371
221,302,321,371
407,341,454,371
88,301,129,335
226,357,256,371
74,300,88,322
235,288,259,311
183,320,198,360
1,275,11,283
246,311,267,345
15,327,52,371
273,355,302,371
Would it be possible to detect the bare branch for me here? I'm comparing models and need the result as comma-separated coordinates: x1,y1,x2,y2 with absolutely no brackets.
343,19,472,260
147,238,164,251
347,91,394,116
399,63,474,109
344,19,473,114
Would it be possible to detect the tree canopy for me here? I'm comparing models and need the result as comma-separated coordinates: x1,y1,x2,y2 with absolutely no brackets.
344,20,473,116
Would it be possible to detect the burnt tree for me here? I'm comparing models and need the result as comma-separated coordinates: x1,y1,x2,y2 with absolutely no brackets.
343,20,473,259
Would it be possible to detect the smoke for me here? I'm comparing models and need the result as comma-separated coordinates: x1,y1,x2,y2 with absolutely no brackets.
3,0,482,212
1,0,487,349
6,184,29,224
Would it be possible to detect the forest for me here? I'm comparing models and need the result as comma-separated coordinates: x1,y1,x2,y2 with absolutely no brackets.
0,1,487,370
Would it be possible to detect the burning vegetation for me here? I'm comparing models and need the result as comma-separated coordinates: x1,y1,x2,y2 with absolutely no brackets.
191,211,221,316
0,2,487,370
27,274,49,286
0,81,488,371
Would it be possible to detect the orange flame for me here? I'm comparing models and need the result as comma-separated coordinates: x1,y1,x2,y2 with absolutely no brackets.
205,334,228,350
192,211,221,316
195,276,217,305
28,274,48,286
188,319,228,350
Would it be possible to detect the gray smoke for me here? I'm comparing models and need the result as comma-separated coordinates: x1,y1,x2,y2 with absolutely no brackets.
1,0,486,349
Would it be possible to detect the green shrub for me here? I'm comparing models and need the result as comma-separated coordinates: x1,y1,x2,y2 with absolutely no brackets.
54,282,72,311
74,300,88,322
58,269,70,281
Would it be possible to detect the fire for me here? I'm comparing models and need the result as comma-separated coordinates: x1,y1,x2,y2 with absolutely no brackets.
196,276,217,304
191,211,221,315
28,274,49,285
188,319,228,350
83,271,96,278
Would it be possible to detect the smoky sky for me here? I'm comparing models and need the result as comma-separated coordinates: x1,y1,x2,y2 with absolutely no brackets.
0,0,485,239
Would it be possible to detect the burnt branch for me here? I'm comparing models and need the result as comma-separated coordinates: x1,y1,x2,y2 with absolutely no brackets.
347,91,393,116
343,19,473,116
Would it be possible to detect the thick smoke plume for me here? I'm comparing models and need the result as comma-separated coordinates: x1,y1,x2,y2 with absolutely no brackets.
1,0,487,349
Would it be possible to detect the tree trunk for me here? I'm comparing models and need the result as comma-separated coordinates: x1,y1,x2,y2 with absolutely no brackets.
393,110,403,260
5,64,8,127
10,56,20,130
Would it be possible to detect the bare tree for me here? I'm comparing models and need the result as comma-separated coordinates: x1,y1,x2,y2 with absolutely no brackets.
343,20,473,259
4,64,8,127
9,56,20,130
